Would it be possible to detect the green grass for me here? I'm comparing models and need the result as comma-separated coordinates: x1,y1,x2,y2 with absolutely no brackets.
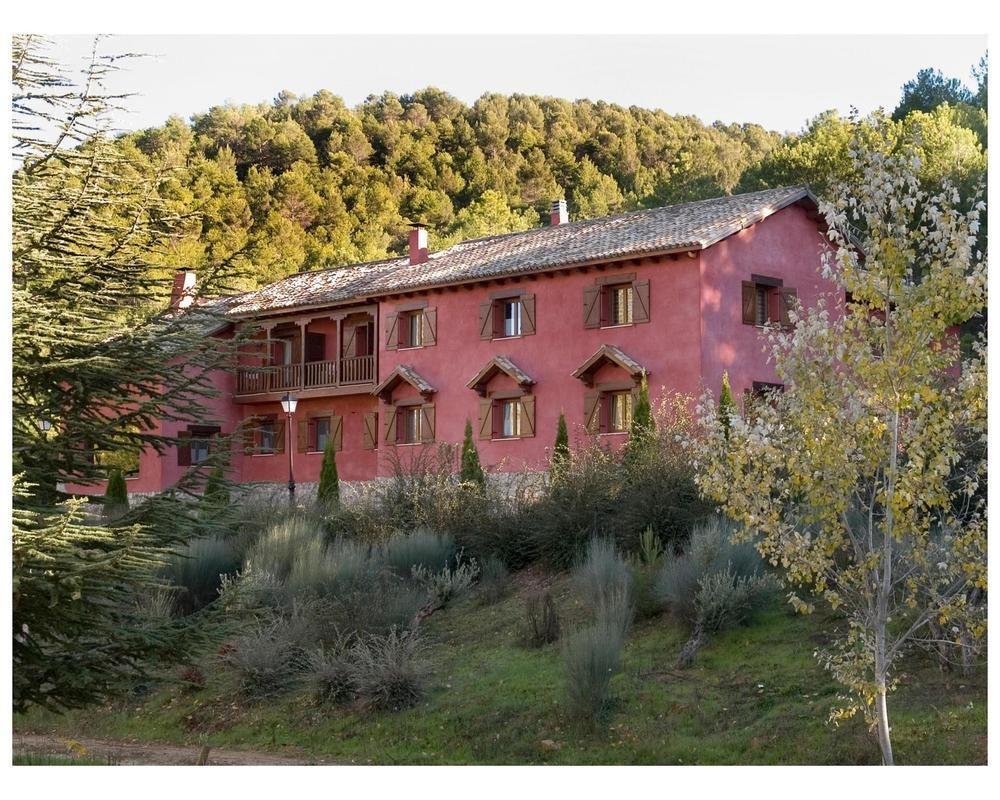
15,572,986,765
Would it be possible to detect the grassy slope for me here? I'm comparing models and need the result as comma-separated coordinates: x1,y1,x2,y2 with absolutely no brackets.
15,572,986,765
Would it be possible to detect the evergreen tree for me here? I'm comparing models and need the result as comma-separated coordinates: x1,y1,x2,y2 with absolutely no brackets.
102,468,128,518
317,438,340,507
459,419,485,486
718,371,736,436
629,374,654,441
892,67,975,120
203,465,230,508
551,411,570,474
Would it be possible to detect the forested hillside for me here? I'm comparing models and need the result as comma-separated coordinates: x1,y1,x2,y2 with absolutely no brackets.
121,63,987,291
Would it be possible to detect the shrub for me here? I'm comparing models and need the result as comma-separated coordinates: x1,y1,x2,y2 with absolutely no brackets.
524,591,561,647
459,419,485,485
477,555,511,605
330,573,429,636
178,665,206,691
694,567,774,634
381,528,455,577
573,536,631,609
102,468,128,519
285,536,374,600
165,534,241,614
563,587,632,721
349,628,429,712
245,515,325,583
304,641,355,706
223,623,296,698
630,563,662,622
411,550,479,607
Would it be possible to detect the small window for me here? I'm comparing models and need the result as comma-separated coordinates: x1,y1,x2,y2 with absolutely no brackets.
607,391,633,432
606,284,633,326
497,398,522,438
755,285,770,326
400,311,424,348
314,417,331,452
497,299,522,338
743,278,794,327
398,406,422,444
190,438,210,465
259,418,277,453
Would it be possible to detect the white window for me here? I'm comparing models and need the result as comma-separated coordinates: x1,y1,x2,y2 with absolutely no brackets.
404,311,423,348
401,407,422,444
315,417,331,451
500,398,521,438
501,299,522,337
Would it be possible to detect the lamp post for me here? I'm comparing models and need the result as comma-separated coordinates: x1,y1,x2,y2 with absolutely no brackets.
280,392,298,504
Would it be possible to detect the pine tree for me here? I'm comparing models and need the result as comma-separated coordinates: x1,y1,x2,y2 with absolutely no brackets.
629,374,654,441
551,411,570,475
459,419,485,486
718,371,736,436
317,438,340,507
102,468,128,518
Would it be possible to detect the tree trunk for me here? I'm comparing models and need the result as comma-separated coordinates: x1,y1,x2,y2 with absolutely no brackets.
875,684,894,765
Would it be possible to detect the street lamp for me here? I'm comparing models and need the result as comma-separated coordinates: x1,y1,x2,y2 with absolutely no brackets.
280,392,298,504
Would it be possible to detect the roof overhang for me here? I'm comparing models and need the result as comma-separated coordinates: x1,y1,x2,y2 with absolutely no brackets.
572,344,647,388
372,364,436,403
466,355,536,397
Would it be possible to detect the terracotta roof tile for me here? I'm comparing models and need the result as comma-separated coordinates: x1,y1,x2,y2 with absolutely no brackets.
228,186,813,316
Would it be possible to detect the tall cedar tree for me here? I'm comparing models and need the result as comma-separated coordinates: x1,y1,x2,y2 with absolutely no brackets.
718,371,736,436
551,411,570,473
12,35,234,712
459,419,486,485
629,375,654,440
694,134,986,765
317,438,340,506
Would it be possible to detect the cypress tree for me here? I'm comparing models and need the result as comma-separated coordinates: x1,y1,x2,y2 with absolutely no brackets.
317,438,340,507
459,419,485,486
719,371,737,436
103,468,128,518
551,411,570,473
630,374,654,441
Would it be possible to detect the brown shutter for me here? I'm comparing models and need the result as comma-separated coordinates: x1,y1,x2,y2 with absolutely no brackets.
478,399,493,440
583,285,601,329
779,287,797,328
519,395,535,438
479,300,495,340
398,313,411,348
177,429,192,466
633,280,650,324
341,325,358,358
297,419,309,453
742,281,757,325
305,332,326,362
274,417,286,454
420,404,435,443
599,393,611,433
243,417,258,455
384,407,397,443
331,414,344,451
385,312,399,350
422,307,437,346
521,294,536,335
362,411,377,450
583,391,601,433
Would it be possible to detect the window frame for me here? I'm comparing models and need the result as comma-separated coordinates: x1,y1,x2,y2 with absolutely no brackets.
496,397,522,439
399,309,425,349
495,298,523,338
605,390,634,433
258,416,278,455
397,406,423,444
314,417,331,452
605,283,634,327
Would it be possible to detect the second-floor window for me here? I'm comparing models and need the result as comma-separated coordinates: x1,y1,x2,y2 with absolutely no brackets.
499,299,522,337
386,306,437,350
480,292,536,339
606,284,633,326
583,276,650,328
400,310,424,348
742,277,797,328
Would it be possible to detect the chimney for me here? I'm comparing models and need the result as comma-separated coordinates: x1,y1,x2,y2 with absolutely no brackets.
170,268,197,310
550,199,569,226
408,226,429,265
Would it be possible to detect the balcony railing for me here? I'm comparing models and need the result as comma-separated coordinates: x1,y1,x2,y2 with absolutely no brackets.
236,355,375,396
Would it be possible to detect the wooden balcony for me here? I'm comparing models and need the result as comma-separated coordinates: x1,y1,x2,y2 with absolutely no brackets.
235,355,376,400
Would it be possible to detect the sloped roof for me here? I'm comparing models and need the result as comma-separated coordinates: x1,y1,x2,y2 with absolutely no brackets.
466,355,536,395
572,344,647,386
372,364,436,400
227,186,815,316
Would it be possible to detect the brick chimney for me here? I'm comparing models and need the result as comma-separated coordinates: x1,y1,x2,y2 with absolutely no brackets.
170,268,197,310
408,226,429,265
550,199,569,226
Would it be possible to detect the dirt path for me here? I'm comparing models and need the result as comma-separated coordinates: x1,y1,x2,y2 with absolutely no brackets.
13,733,337,766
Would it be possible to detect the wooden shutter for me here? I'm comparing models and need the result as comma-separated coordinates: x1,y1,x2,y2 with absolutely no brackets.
422,307,437,346
583,285,601,328
384,407,397,443
519,395,535,438
779,287,797,328
243,417,258,454
742,281,757,325
478,399,493,440
274,417,285,454
362,411,377,450
633,280,650,324
297,419,309,453
305,332,326,362
479,300,495,340
385,312,399,350
521,294,536,335
420,404,436,443
341,325,358,358
177,429,192,466
331,414,344,451
583,391,601,433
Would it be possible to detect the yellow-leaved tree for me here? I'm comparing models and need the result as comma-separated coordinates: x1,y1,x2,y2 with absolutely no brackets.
693,131,986,765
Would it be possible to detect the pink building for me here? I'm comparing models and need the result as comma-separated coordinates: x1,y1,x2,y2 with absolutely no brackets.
70,186,837,496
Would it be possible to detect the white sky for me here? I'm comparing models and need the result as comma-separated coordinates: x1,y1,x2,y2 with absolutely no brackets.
43,35,986,135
